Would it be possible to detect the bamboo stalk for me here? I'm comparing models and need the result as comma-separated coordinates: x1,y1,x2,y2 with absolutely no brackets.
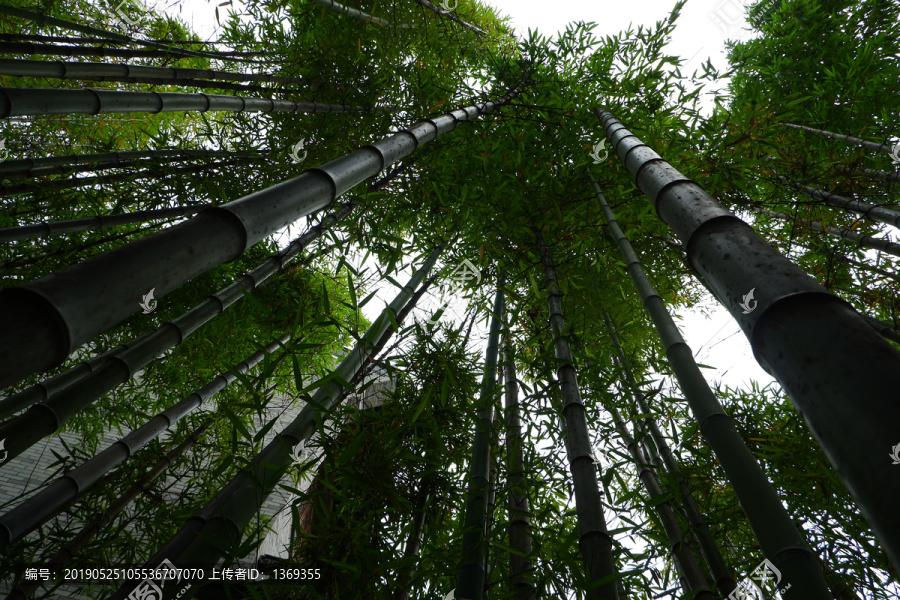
601,309,737,597
0,148,267,179
1,153,264,181
595,107,900,586
538,234,620,600
412,0,487,35
0,87,371,118
0,158,239,196
309,0,403,28
0,333,292,548
860,167,900,185
861,315,900,345
754,206,900,259
394,481,431,600
106,245,443,600
456,274,506,600
503,341,535,600
778,122,897,157
0,4,263,63
0,41,263,61
773,174,900,229
7,419,214,599
0,202,353,459
0,32,262,54
0,81,527,389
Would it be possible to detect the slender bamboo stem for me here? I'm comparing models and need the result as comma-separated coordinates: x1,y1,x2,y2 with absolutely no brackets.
861,315,900,345
412,0,487,35
0,81,527,389
107,245,443,600
587,165,833,599
0,333,292,548
7,418,214,599
860,167,900,185
456,274,506,600
538,233,619,600
773,174,900,229
309,0,408,28
0,41,262,61
394,481,431,600
778,122,897,157
601,309,737,597
503,341,535,600
0,32,260,53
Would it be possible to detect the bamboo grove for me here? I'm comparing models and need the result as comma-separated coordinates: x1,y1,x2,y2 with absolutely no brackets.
0,0,898,598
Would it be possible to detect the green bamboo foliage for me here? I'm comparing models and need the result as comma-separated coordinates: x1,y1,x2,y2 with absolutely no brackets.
773,175,900,229
779,122,899,157
754,207,900,259
538,234,620,600
0,158,239,196
588,171,833,599
0,333,294,549
107,246,443,600
8,419,214,600
412,0,487,35
600,391,715,600
0,87,371,118
0,205,211,242
0,3,261,63
601,310,737,597
0,149,267,179
503,341,535,600
456,273,506,600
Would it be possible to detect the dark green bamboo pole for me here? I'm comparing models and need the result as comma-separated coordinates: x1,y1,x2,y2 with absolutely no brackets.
601,310,737,597
861,167,900,185
0,205,211,241
107,245,443,600
0,80,527,389
0,57,314,87
773,175,900,229
588,118,867,597
754,206,900,259
601,388,715,600
0,41,263,61
309,0,402,27
538,234,619,600
0,202,352,459
412,0,486,35
0,87,370,118
0,158,238,196
503,341,535,600
7,418,214,600
456,273,506,600
394,482,431,600
0,148,266,179
862,315,900,345
0,4,262,63
1,154,264,181
0,32,263,55
778,122,897,157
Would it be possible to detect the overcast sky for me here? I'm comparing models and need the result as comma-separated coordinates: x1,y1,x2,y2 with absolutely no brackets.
152,0,777,391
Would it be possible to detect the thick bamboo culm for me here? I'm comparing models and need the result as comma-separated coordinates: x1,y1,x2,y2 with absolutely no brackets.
0,333,293,548
538,233,620,600
503,342,535,600
595,105,900,583
601,310,737,597
0,41,263,61
107,246,443,600
456,275,506,600
588,168,834,599
0,80,527,390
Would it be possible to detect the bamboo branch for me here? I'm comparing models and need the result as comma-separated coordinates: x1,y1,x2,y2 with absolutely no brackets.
779,122,898,157
412,0,487,35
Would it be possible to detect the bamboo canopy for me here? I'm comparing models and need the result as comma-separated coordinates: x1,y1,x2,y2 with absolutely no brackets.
595,107,900,574
0,82,526,389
